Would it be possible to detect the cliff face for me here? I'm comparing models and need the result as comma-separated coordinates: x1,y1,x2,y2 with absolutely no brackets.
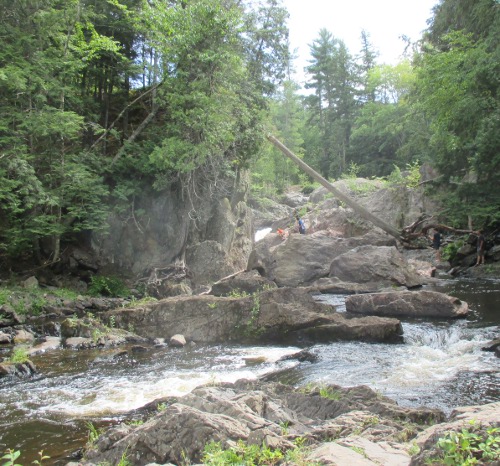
91,169,253,290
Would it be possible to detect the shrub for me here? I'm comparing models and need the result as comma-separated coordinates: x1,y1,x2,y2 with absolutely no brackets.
434,424,500,465
88,275,130,297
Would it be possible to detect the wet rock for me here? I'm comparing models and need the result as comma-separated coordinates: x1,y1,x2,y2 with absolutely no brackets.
243,356,267,365
28,336,61,355
278,349,318,363
130,345,149,353
0,332,11,344
0,360,36,378
482,338,500,352
345,290,469,319
65,337,93,349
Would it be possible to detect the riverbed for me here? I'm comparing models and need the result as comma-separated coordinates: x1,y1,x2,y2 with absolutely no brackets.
0,278,498,464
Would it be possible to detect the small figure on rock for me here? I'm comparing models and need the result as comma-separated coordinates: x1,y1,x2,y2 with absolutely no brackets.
276,228,287,240
296,215,306,235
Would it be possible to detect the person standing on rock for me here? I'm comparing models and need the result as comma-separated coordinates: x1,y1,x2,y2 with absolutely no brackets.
431,229,441,261
475,229,486,266
296,215,306,234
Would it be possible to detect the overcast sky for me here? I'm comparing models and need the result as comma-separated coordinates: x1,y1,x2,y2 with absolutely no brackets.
283,0,438,86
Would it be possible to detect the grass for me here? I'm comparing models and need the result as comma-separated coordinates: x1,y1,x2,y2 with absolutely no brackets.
9,346,30,364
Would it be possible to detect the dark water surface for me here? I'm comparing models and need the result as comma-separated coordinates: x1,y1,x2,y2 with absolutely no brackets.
0,278,498,464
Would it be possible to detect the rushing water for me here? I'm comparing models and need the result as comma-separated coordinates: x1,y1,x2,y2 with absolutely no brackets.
0,278,499,464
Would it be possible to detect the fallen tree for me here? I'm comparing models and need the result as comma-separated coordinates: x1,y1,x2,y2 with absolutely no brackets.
267,135,478,245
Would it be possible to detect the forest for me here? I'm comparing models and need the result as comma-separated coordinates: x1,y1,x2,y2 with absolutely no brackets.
0,0,499,270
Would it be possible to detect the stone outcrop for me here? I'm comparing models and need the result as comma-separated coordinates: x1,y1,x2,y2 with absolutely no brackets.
345,290,469,319
106,287,403,344
247,230,396,288
78,379,445,466
91,169,253,290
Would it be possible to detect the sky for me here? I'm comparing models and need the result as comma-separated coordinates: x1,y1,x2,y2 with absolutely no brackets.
283,0,439,86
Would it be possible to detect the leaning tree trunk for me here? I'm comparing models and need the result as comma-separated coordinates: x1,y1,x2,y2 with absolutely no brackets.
267,134,403,242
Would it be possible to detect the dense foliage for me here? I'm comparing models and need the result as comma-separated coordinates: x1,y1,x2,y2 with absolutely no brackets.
1,0,499,268
0,0,289,266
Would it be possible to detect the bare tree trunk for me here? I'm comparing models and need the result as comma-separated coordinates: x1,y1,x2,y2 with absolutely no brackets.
267,134,403,241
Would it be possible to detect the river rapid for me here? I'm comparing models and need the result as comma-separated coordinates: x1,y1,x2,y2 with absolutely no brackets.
0,278,499,464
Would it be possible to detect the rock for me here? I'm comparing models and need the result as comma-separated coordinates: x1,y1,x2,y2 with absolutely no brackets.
169,334,186,347
209,270,277,297
243,356,267,365
13,329,35,344
0,332,11,344
130,345,149,353
307,441,377,465
345,290,469,319
28,336,61,355
247,231,396,288
65,337,93,349
77,380,446,466
482,338,500,352
105,287,402,344
278,349,318,363
21,276,39,289
329,245,424,289
279,191,309,208
0,360,36,378
0,305,25,327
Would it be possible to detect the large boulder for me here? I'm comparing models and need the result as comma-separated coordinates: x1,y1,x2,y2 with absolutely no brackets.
345,290,469,319
329,245,424,289
106,287,403,344
247,231,396,288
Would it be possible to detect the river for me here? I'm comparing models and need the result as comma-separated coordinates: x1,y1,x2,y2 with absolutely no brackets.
0,278,499,464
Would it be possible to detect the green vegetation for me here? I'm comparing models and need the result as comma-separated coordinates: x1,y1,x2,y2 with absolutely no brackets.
319,386,342,401
202,438,320,466
32,450,50,466
88,276,130,298
431,424,500,465
9,346,29,364
85,422,103,448
441,239,465,262
0,449,21,466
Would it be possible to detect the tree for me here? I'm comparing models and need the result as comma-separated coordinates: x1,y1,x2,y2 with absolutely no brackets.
305,29,358,178
411,30,500,226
